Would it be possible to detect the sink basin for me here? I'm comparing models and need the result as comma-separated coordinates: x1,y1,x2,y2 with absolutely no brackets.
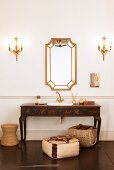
48,103,72,106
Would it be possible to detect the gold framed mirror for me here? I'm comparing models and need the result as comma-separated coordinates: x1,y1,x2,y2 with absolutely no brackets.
45,38,77,90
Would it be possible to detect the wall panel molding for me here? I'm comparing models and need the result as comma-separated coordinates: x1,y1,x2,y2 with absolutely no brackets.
9,130,114,141
0,96,114,99
25,130,114,141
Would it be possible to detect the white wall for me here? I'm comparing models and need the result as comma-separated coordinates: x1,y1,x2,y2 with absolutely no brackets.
0,0,114,140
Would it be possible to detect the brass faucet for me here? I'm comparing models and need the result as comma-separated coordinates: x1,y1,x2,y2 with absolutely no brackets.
56,91,64,103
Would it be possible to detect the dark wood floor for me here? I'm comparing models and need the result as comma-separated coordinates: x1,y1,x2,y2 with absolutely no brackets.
0,141,114,170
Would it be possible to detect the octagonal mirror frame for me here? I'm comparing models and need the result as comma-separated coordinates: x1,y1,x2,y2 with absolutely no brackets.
45,38,77,90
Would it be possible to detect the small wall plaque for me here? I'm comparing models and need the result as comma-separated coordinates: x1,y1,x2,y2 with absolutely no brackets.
90,73,100,87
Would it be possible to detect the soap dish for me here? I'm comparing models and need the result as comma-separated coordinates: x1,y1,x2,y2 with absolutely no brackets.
35,103,47,105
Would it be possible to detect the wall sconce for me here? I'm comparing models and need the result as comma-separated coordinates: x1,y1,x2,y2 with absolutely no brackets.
98,36,112,61
8,36,23,61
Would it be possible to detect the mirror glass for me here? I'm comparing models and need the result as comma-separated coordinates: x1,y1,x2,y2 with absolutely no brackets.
45,38,77,90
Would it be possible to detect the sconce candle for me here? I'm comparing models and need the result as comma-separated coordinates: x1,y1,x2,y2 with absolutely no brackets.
98,36,112,61
8,36,23,61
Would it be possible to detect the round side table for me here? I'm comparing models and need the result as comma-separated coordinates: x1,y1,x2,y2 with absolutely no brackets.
1,124,19,146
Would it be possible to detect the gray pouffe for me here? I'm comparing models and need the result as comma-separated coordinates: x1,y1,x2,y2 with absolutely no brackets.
42,135,79,159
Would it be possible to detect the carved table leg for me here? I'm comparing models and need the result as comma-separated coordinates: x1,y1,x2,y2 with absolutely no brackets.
97,117,101,142
19,116,24,142
94,117,97,127
19,116,27,142
24,118,26,141
94,116,101,142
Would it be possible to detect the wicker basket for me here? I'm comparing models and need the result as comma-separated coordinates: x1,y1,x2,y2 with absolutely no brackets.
68,124,97,147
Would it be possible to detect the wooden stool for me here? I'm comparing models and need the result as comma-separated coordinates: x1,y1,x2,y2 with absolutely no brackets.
1,124,19,146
